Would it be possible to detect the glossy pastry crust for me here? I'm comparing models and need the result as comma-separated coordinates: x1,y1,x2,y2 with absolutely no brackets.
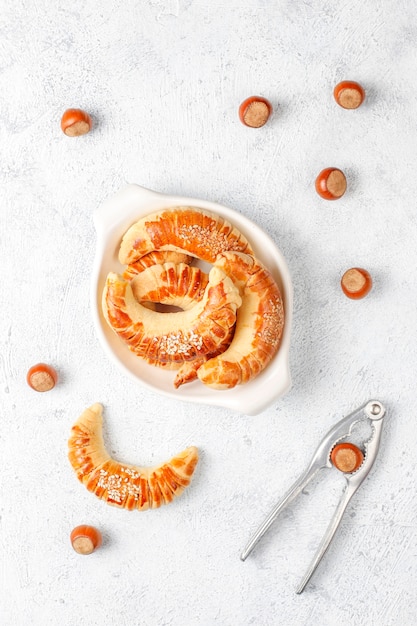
118,206,253,265
129,262,210,310
103,206,285,389
102,266,241,367
68,403,199,510
195,252,284,389
123,250,192,281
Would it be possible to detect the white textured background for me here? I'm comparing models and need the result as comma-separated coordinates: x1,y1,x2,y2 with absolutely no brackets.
1,1,417,624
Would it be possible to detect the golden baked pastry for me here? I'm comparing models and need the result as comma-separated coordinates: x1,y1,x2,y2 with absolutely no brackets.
118,206,253,265
68,403,199,510
102,266,241,366
123,250,191,281
102,205,285,389
194,252,284,389
130,262,209,310
173,352,225,388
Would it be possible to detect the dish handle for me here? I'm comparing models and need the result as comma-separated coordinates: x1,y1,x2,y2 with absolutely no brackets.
93,184,163,235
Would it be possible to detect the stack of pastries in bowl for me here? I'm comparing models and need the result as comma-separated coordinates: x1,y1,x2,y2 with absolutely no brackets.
102,206,284,390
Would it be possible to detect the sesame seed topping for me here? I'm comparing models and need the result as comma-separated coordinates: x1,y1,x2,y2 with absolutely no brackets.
177,224,243,258
258,299,284,346
97,466,144,504
159,330,204,356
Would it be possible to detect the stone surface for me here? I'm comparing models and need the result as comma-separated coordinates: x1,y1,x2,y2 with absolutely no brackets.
1,0,417,624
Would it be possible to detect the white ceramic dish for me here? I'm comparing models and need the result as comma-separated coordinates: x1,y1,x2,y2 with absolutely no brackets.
91,184,293,415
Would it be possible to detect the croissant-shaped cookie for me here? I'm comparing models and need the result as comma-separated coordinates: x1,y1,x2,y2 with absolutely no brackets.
130,262,209,310
103,266,241,366
194,252,284,389
68,403,199,510
118,207,253,265
123,250,191,281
